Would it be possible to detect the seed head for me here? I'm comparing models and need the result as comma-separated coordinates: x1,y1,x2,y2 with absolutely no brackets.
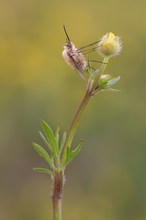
97,32,122,57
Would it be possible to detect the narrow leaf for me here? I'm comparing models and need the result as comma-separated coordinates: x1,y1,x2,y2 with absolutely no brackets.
60,131,66,153
107,76,120,86
63,139,84,166
33,143,54,169
33,168,52,175
108,88,120,92
41,120,56,146
55,127,60,146
41,120,59,157
39,131,52,152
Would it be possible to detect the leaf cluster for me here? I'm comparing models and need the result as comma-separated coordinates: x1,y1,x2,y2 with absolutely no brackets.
33,120,83,174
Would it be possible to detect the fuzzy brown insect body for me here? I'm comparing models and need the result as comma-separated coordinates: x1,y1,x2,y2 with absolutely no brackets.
62,42,87,74
62,26,87,80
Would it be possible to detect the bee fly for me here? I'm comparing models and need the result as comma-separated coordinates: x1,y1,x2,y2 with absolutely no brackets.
62,26,99,80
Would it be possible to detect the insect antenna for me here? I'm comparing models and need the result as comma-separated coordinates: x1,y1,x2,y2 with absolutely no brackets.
63,25,71,42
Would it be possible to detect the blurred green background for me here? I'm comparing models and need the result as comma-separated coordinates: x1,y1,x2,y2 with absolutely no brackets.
0,0,146,219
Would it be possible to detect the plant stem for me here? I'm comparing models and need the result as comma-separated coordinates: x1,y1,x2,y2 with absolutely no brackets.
61,78,94,164
51,172,64,220
61,58,109,164
93,56,109,90
53,57,109,220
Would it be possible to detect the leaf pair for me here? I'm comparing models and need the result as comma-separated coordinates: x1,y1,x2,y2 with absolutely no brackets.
32,142,55,173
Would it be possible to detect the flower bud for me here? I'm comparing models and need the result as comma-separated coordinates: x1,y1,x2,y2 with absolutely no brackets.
97,32,122,57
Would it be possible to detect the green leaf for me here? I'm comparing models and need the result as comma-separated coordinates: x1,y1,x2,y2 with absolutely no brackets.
39,131,52,152
55,127,60,146
32,143,55,169
41,120,56,146
41,120,59,157
108,88,120,92
33,168,52,174
107,76,120,86
60,131,66,153
63,139,84,166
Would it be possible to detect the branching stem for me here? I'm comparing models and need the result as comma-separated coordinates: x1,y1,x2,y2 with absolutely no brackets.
53,57,109,220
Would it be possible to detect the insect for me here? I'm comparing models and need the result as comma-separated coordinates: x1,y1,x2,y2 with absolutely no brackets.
62,26,99,80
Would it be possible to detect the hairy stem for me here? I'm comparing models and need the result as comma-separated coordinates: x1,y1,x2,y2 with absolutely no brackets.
51,172,64,220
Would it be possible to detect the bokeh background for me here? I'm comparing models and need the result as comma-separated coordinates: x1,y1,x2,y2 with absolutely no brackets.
0,0,146,219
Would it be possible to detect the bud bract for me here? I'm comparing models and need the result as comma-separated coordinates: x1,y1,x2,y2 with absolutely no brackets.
98,74,120,91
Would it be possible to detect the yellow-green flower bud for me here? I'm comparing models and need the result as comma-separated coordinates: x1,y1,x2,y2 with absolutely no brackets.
97,32,122,57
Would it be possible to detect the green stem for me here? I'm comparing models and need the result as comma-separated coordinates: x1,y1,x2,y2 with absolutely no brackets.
54,56,109,219
93,56,109,90
61,57,109,165
101,56,109,74
61,79,94,164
